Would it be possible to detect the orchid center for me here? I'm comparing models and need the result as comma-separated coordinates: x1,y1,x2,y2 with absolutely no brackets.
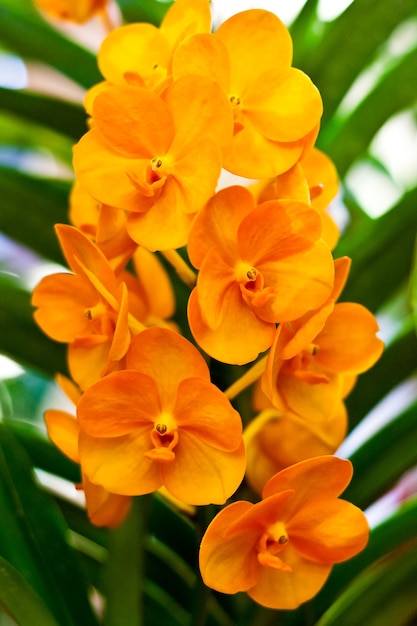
151,156,163,170
229,95,241,107
148,154,172,183
145,412,179,464
84,300,107,321
235,261,263,291
257,521,292,571
229,94,245,134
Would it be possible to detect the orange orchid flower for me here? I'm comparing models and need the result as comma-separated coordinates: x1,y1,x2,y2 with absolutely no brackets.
74,75,233,251
262,257,384,409
32,224,141,389
187,186,334,364
242,259,383,491
33,0,107,23
244,392,348,494
199,456,369,609
32,225,177,388
45,375,132,528
76,327,246,505
255,148,340,250
122,246,176,328
172,9,322,178
69,181,137,272
84,0,211,109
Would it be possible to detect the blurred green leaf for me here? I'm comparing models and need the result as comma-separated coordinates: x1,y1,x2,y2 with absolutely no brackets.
0,88,88,156
0,274,67,376
343,401,417,508
150,492,198,568
0,167,70,263
320,46,417,177
0,0,101,88
4,419,80,484
0,381,12,419
297,0,417,126
142,579,191,626
289,0,321,55
0,556,59,626
0,113,73,166
411,235,417,335
336,186,417,313
345,327,417,428
0,87,87,142
116,0,173,25
0,423,98,626
315,537,417,626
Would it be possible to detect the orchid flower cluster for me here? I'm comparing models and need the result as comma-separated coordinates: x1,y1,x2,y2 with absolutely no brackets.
32,0,384,610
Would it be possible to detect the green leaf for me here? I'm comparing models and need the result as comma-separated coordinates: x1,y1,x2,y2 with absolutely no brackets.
0,274,67,377
0,167,70,263
0,557,59,626
345,326,417,428
0,381,12,419
297,0,417,126
0,112,74,166
55,498,109,552
4,419,80,484
0,0,101,88
0,87,88,142
335,186,417,313
289,0,320,53
411,235,417,335
116,0,173,25
343,401,417,508
0,423,99,626
142,579,191,626
320,46,417,177
314,537,417,626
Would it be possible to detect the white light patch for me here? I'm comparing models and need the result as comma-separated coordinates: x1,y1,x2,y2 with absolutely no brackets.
372,112,417,190
211,0,308,26
0,354,24,380
0,53,27,89
345,161,403,218
317,0,355,22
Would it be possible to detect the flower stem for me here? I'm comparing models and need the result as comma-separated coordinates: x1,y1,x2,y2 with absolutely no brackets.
224,356,267,401
103,495,152,626
161,250,197,289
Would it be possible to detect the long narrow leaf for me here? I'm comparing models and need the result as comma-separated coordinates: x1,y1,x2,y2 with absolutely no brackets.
116,0,173,25
298,0,416,125
336,186,417,313
0,87,87,141
314,538,417,626
0,0,100,88
320,47,417,176
0,167,70,263
0,557,60,626
4,419,80,484
343,401,417,508
345,327,417,427
0,423,99,626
